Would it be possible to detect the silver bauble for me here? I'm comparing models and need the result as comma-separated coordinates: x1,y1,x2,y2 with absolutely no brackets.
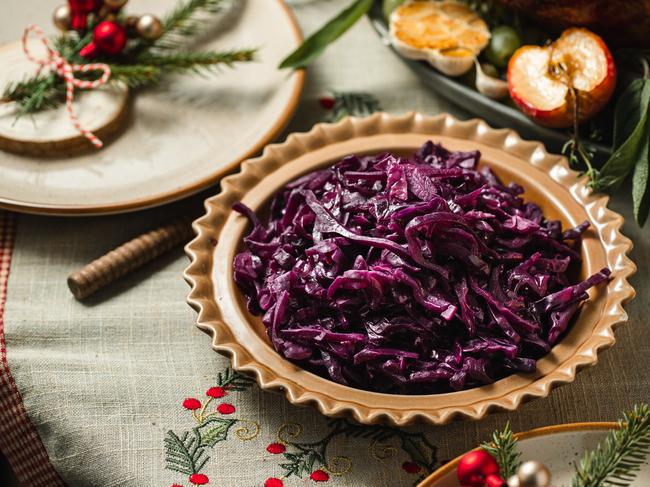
135,14,163,40
52,5,71,31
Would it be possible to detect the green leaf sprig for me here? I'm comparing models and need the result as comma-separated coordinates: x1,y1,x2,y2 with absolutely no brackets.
589,67,650,225
279,0,373,69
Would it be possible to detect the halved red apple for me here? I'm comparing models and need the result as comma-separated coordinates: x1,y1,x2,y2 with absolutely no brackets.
507,28,616,128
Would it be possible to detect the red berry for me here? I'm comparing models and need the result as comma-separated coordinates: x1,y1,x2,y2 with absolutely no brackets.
171,484,184,487
189,473,209,485
319,97,336,109
183,398,201,410
266,443,286,454
206,387,226,398
264,478,283,487
402,461,422,474
217,403,235,414
310,470,330,482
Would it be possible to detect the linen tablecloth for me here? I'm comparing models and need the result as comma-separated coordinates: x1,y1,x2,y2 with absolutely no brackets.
1,1,649,486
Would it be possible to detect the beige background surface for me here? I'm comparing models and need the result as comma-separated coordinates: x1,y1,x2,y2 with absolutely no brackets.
2,1,649,486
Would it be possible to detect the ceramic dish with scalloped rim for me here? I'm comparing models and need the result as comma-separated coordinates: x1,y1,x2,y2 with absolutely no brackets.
184,112,635,426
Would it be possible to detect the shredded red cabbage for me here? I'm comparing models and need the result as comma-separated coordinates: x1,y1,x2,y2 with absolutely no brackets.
233,142,610,394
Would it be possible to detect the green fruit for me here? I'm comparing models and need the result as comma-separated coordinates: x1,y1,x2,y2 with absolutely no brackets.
481,63,499,78
383,0,406,20
485,25,522,68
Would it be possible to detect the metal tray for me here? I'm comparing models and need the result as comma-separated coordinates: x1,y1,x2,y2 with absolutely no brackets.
367,2,611,158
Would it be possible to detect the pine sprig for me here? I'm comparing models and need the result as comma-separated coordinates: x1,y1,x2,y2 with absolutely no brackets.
155,0,228,49
327,91,381,122
137,49,256,72
109,65,163,87
481,422,521,479
572,404,650,487
2,74,67,116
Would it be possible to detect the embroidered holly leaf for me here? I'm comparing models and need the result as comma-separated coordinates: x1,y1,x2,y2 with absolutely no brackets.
164,430,209,475
194,417,237,447
399,433,438,471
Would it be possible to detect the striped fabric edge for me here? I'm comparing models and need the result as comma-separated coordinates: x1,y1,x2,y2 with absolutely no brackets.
0,212,66,487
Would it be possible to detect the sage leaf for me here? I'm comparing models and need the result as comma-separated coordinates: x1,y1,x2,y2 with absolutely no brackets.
279,0,373,69
591,79,650,192
613,79,650,150
632,135,649,225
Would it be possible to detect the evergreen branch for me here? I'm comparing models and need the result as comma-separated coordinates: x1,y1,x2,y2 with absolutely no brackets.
155,0,228,48
54,29,95,64
327,91,381,122
481,422,521,479
572,404,650,487
136,49,256,72
2,74,67,116
109,65,163,87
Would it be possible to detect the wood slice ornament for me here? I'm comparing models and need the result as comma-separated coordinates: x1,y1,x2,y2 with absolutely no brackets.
0,42,129,156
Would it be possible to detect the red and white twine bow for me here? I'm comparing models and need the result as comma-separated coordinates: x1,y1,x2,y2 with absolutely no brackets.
22,24,111,148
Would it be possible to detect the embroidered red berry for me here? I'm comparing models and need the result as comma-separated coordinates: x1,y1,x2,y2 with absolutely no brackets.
266,443,286,454
171,484,184,487
402,461,422,474
206,387,226,398
310,469,330,482
189,473,209,485
182,398,201,410
319,97,336,109
264,478,283,487
217,403,235,414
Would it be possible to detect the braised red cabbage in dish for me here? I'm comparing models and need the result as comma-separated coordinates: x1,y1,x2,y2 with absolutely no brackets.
233,142,610,394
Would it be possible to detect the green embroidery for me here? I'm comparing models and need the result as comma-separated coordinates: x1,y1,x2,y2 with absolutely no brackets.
215,367,255,391
275,418,438,482
164,430,209,476
194,417,237,448
164,367,256,483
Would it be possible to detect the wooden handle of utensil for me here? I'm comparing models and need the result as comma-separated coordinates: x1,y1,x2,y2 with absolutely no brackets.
67,217,194,300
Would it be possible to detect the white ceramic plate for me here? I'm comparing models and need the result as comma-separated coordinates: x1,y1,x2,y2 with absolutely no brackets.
420,423,650,486
0,0,304,215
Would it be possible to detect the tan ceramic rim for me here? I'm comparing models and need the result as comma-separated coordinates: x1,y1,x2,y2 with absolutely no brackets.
184,112,636,426
417,421,618,486
0,0,305,216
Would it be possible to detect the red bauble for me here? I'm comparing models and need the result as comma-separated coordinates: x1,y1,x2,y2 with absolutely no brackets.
68,0,101,31
457,450,505,487
80,21,127,58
